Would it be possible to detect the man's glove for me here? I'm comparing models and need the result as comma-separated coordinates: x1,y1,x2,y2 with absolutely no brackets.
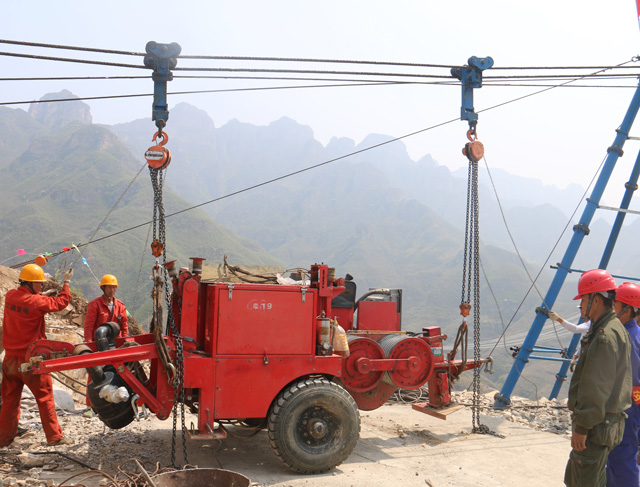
42,289,57,296
62,268,73,283
548,310,562,323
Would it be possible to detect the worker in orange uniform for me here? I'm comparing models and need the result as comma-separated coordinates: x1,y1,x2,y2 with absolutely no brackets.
83,275,129,343
0,264,74,447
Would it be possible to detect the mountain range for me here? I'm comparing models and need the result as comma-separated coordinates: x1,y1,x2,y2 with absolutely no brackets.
2,92,638,399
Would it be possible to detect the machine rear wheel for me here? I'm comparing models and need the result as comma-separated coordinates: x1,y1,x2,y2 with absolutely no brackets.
268,377,360,474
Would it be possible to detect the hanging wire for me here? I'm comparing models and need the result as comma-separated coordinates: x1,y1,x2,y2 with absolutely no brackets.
486,151,609,357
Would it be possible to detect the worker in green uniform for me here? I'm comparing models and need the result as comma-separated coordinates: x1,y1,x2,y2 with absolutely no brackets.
564,269,632,487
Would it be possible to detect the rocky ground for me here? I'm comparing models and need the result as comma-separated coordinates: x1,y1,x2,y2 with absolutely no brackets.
0,388,572,487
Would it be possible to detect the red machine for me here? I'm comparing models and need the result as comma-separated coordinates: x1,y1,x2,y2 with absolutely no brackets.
22,260,490,473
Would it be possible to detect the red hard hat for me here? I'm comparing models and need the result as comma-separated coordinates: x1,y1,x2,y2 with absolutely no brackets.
615,282,640,309
573,269,617,300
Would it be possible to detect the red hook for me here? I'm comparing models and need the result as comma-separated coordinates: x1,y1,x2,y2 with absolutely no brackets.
152,131,169,146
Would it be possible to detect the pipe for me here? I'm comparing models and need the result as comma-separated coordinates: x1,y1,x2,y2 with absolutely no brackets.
94,322,121,352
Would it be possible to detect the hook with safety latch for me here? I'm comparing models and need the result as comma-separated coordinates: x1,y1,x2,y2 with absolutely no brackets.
145,131,172,170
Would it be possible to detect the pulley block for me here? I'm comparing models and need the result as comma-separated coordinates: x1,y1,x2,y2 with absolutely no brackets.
145,131,172,170
151,239,164,257
462,128,484,162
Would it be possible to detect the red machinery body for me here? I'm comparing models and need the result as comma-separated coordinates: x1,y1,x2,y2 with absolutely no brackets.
23,262,490,472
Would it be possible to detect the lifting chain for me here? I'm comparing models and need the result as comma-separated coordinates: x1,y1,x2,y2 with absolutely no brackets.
147,134,188,467
459,125,495,436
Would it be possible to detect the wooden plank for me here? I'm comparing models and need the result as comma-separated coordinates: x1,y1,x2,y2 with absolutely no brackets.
411,402,465,420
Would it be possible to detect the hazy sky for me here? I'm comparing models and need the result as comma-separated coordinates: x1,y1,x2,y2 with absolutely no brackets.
4,0,640,204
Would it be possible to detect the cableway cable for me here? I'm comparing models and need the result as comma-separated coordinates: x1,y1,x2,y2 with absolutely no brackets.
0,81,403,107
1,38,638,73
0,51,145,69
480,156,567,352
22,59,630,261
0,39,145,56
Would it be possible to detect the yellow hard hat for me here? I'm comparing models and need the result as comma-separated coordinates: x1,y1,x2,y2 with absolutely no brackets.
19,264,46,282
100,274,118,287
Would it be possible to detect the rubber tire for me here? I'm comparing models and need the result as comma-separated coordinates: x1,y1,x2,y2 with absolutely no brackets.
268,377,360,474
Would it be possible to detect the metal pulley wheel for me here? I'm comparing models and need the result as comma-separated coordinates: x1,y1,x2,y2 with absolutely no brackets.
145,131,172,170
340,335,385,392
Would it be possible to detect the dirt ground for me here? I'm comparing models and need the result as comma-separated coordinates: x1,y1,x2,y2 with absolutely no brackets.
0,400,571,487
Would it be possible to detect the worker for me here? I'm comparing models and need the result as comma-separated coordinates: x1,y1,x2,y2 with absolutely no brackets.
564,269,632,487
0,264,74,447
547,311,591,365
606,282,640,486
83,274,129,343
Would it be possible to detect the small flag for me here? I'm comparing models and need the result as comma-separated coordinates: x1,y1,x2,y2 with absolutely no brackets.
17,249,27,256
82,258,88,266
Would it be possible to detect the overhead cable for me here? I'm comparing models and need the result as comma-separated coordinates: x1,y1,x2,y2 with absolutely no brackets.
1,38,638,76
0,81,402,107
0,38,144,56
31,59,637,254
0,50,145,69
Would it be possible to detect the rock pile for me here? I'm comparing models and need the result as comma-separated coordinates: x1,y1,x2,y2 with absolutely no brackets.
453,390,572,436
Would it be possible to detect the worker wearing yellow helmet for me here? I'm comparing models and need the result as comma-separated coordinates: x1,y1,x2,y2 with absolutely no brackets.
83,274,129,343
0,264,74,447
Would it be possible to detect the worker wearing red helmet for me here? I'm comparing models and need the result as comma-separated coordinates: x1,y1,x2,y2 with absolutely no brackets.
564,269,632,487
0,264,74,447
83,274,129,343
605,281,640,487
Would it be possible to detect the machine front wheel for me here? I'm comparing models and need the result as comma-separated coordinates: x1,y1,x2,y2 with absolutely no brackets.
268,377,360,474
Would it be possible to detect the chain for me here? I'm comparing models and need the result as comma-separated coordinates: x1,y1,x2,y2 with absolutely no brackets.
461,163,472,305
470,158,482,433
461,138,500,437
149,166,188,467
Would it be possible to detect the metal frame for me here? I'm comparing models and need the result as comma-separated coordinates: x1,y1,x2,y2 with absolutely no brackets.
495,80,640,407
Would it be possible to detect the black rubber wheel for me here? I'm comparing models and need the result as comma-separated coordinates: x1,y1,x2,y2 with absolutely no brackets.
268,377,360,474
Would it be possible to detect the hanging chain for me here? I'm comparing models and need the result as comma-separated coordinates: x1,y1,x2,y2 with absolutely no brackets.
460,128,502,437
149,164,189,467
469,157,482,433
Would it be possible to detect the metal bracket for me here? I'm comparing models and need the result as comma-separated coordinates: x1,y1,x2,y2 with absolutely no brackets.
227,283,234,300
301,286,307,303
143,41,182,131
131,394,150,421
451,56,494,127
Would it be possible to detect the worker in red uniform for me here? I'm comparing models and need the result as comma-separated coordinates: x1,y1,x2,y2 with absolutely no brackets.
83,274,129,343
0,264,74,447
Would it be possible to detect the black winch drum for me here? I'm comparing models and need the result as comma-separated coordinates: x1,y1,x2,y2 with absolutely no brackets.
152,468,250,487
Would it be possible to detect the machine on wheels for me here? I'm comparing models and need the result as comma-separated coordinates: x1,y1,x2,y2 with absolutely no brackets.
22,262,490,473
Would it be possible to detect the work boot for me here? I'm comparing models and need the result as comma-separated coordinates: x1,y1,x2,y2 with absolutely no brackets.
47,436,72,446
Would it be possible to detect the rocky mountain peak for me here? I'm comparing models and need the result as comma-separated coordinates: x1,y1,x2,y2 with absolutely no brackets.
28,90,92,127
